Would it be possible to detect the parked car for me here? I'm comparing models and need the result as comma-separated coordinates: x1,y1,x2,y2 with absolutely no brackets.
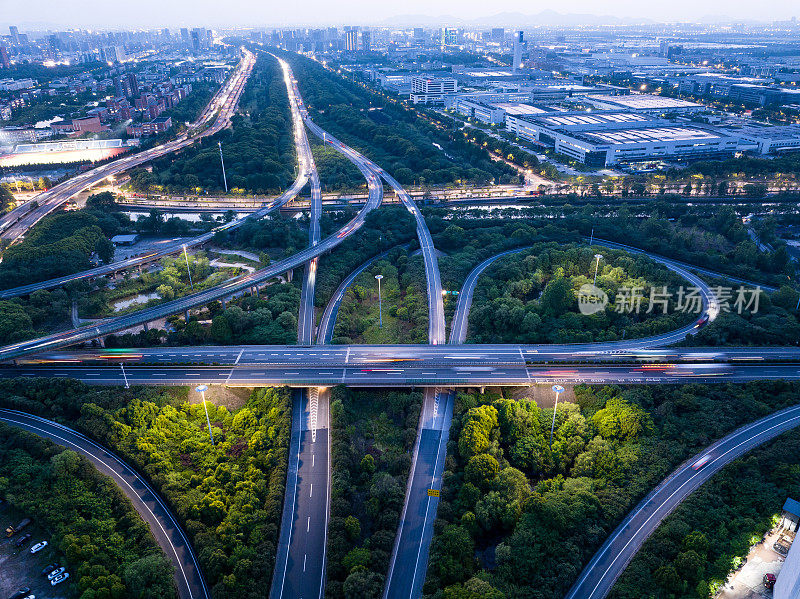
14,533,31,548
50,573,69,586
30,540,48,554
40,563,59,577
8,588,31,599
47,567,65,580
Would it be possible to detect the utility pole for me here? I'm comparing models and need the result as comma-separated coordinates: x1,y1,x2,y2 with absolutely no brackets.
182,244,194,291
549,385,565,448
218,141,228,192
375,274,384,328
196,385,215,445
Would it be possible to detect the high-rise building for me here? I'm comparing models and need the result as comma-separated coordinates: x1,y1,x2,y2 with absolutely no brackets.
161,28,170,39
190,29,201,55
0,46,9,69
180,28,189,47
440,27,459,48
345,27,358,52
512,30,524,73
413,27,424,41
9,26,19,46
361,29,371,52
491,28,504,42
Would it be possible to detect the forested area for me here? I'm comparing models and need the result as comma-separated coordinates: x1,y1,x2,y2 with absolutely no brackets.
327,386,423,599
0,192,126,289
279,50,519,187
466,242,695,344
611,428,800,599
312,140,367,191
0,380,291,599
332,250,429,344
128,53,296,195
424,381,800,599
0,423,177,599
315,206,418,310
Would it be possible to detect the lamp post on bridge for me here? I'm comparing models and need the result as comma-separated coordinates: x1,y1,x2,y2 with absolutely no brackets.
549,385,565,448
375,274,384,328
196,385,215,446
182,244,194,292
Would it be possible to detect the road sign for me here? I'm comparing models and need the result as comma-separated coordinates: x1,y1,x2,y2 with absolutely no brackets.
427,489,440,497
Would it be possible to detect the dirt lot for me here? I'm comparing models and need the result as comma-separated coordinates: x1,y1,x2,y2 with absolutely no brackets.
0,504,70,599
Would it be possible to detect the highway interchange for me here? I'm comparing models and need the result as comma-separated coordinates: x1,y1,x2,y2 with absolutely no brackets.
0,46,798,599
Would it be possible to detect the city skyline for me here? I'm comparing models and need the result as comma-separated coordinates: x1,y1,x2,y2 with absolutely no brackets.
0,0,797,30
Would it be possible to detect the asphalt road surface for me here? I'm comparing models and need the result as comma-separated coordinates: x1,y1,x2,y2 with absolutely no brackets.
269,388,330,599
0,409,209,599
384,388,454,599
2,362,799,387
565,402,800,599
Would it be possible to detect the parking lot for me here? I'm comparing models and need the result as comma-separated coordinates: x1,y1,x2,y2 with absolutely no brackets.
0,504,69,599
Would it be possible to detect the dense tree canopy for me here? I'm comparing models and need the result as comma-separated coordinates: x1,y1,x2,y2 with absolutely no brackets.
0,423,177,599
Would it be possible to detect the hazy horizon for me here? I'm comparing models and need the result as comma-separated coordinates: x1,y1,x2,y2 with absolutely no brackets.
0,0,797,31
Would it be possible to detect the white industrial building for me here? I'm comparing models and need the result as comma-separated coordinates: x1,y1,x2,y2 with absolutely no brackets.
505,111,741,167
450,98,549,125
586,94,705,114
728,124,800,155
775,498,800,599
410,75,457,104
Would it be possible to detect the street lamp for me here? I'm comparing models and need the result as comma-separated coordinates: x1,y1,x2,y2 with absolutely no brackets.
593,254,603,286
182,244,194,292
218,141,228,193
195,385,215,445
549,385,565,448
375,274,384,328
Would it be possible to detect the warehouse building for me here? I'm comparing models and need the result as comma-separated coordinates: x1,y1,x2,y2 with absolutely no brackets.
585,94,705,114
505,110,740,167
726,124,800,155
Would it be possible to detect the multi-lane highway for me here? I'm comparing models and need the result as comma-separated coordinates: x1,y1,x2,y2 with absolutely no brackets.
270,387,330,599
565,402,800,599
0,49,255,246
0,409,209,599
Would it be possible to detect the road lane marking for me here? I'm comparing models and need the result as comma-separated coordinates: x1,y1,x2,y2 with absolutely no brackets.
307,516,310,532
309,483,313,498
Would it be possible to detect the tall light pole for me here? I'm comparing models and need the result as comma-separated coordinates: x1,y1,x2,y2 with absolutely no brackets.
593,254,603,286
218,141,228,193
549,385,565,448
196,385,215,445
375,274,384,328
182,244,194,291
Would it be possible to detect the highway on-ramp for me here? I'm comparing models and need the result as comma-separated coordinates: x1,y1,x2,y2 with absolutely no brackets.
0,409,209,599
565,402,800,599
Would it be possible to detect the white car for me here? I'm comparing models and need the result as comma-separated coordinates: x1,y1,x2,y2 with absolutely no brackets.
47,566,65,580
30,540,48,554
50,572,69,586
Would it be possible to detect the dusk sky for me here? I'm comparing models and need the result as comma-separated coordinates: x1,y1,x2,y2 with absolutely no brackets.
0,0,795,30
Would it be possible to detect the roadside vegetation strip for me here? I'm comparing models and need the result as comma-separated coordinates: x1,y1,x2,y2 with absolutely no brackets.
0,420,178,599
423,381,800,599
0,381,291,599
609,425,800,599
